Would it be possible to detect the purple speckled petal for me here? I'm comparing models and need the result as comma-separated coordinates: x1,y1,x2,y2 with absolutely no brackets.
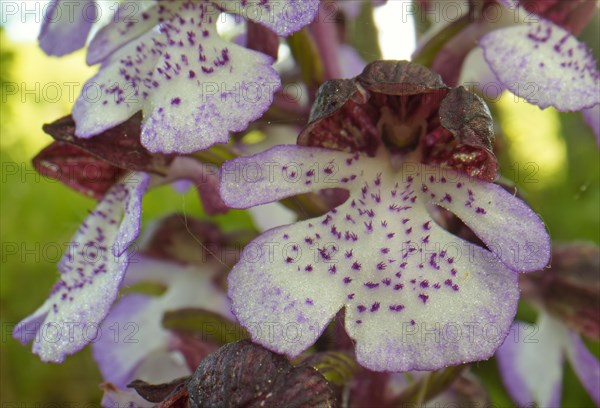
582,104,600,146
480,20,600,111
86,1,176,65
426,174,550,272
565,330,600,405
38,0,97,56
73,1,281,154
232,0,319,37
220,145,360,208
348,237,518,371
13,173,149,363
224,146,529,370
112,173,148,256
94,257,231,387
72,29,157,139
228,223,348,357
497,317,564,408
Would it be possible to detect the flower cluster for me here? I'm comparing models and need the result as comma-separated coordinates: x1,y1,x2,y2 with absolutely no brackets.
9,0,599,406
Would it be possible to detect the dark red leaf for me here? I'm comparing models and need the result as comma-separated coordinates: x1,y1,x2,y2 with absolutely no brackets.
247,21,279,60
187,340,338,408
33,141,125,199
42,113,174,175
300,79,381,156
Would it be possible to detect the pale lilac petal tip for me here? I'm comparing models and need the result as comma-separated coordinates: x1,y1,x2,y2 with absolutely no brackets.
350,248,519,371
566,331,600,405
480,21,600,111
38,0,97,57
497,317,565,408
93,294,154,388
228,225,347,357
496,324,537,407
238,0,320,37
582,104,600,146
428,180,551,272
95,258,231,387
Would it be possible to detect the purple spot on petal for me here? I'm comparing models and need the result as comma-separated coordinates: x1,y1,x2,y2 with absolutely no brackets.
389,304,404,312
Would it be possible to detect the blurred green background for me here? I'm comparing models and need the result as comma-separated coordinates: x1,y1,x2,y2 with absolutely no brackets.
1,12,599,407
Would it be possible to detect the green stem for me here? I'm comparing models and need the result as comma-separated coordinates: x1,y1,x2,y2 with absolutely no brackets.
415,372,432,406
411,14,471,68
390,365,467,406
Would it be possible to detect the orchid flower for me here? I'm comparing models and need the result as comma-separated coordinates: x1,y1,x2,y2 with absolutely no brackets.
13,154,220,362
422,0,599,139
219,143,550,372
95,255,232,405
38,0,97,56
70,0,319,154
13,172,149,362
497,313,600,407
479,0,599,112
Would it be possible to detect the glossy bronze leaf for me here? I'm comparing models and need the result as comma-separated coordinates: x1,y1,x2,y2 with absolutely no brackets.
357,60,447,95
128,378,188,404
187,340,338,408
